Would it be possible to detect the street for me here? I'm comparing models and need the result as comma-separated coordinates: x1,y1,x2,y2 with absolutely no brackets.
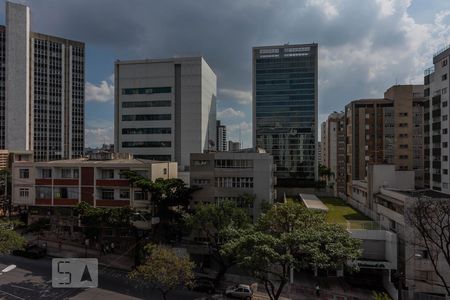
0,255,206,300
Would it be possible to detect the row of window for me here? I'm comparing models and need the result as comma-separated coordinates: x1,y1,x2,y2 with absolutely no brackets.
122,127,171,135
122,100,171,108
122,141,171,148
122,114,171,121
122,87,171,95
215,177,254,188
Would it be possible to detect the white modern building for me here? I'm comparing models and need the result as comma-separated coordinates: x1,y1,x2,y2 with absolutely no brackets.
114,57,217,181
189,148,276,222
2,2,85,161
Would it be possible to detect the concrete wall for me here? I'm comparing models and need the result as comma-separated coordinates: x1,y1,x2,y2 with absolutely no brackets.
5,2,30,151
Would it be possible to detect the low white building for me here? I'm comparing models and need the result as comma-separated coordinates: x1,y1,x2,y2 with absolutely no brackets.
189,148,276,221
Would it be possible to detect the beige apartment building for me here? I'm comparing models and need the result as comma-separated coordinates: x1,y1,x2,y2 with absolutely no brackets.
321,112,345,196
344,85,425,199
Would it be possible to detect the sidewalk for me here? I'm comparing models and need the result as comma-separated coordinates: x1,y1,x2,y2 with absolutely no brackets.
28,236,134,271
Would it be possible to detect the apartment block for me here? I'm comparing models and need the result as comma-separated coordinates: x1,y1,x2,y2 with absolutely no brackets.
216,120,227,152
253,43,318,184
2,2,84,161
424,46,450,194
228,141,241,152
114,57,217,176
190,148,276,222
12,152,177,212
345,85,425,198
322,112,346,196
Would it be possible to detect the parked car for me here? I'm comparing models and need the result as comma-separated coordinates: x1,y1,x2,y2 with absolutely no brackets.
12,244,47,259
225,284,253,299
192,278,215,294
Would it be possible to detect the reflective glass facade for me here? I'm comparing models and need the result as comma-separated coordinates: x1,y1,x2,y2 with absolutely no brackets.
253,44,318,181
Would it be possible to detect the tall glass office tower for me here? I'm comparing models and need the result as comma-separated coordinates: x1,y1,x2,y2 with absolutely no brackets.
253,43,318,184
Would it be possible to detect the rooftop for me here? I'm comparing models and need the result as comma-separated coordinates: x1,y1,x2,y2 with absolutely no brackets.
299,194,329,211
392,189,450,199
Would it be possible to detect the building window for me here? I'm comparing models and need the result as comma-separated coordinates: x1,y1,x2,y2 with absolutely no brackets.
122,128,171,135
443,74,448,81
134,190,145,200
444,101,448,108
399,144,408,149
19,188,29,197
192,179,210,186
73,169,79,179
101,169,114,179
121,114,171,121
41,169,52,178
443,115,448,121
36,186,52,199
444,169,448,175
444,156,449,162
19,169,29,179
215,160,254,168
61,168,72,178
193,160,209,166
215,177,254,188
399,155,408,160
443,129,448,134
122,100,171,108
399,112,408,117
443,88,448,94
119,189,130,199
399,123,408,128
121,141,171,148
163,168,167,175
444,142,448,148
443,59,448,67
101,189,114,200
122,87,171,95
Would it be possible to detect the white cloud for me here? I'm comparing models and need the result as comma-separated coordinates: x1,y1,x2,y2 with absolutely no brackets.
219,88,252,105
218,107,245,119
227,121,252,134
306,0,339,19
85,120,114,148
86,74,114,102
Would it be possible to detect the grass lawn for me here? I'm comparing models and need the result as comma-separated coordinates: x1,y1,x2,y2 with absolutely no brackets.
319,197,371,224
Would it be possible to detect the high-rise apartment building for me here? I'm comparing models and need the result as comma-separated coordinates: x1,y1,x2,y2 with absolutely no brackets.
253,43,318,184
114,57,217,174
424,46,450,193
322,112,345,196
320,122,327,166
216,120,227,152
1,2,85,161
345,85,425,199
228,141,241,152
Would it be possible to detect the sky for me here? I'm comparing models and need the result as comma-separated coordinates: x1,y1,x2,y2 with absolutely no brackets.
1,0,450,147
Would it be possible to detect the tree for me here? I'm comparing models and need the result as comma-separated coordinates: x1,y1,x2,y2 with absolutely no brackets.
122,171,199,242
222,201,362,300
0,221,25,254
129,244,195,300
406,197,450,295
25,218,51,242
372,291,392,300
186,200,252,284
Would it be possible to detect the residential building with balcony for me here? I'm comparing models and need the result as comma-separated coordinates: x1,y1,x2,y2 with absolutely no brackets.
189,148,276,222
11,152,177,219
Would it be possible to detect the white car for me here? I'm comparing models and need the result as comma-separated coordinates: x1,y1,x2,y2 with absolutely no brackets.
225,284,253,299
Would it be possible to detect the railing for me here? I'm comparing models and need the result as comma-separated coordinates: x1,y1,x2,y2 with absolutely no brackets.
433,44,450,58
424,66,435,76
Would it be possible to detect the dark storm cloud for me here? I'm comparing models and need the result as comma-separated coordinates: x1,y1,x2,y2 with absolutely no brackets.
3,0,448,123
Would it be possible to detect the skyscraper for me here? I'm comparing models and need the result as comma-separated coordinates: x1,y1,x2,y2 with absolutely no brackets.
253,43,318,184
2,2,85,161
114,57,217,174
216,120,227,152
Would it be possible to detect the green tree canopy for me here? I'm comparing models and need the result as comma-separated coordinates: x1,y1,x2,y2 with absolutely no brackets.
129,244,195,300
186,200,252,283
222,201,362,300
0,221,25,254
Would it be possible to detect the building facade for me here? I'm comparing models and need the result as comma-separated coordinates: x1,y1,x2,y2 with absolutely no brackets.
190,148,276,222
216,120,227,152
253,43,318,184
345,86,425,198
2,2,84,161
12,152,177,212
322,112,345,196
228,141,241,152
114,57,217,174
424,46,450,194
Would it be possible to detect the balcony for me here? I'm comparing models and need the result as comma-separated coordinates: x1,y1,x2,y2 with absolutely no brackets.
53,198,79,206
54,179,79,186
35,198,52,205
96,179,129,187
35,179,52,185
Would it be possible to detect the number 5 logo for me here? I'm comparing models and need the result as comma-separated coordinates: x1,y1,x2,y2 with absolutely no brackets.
57,260,71,285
